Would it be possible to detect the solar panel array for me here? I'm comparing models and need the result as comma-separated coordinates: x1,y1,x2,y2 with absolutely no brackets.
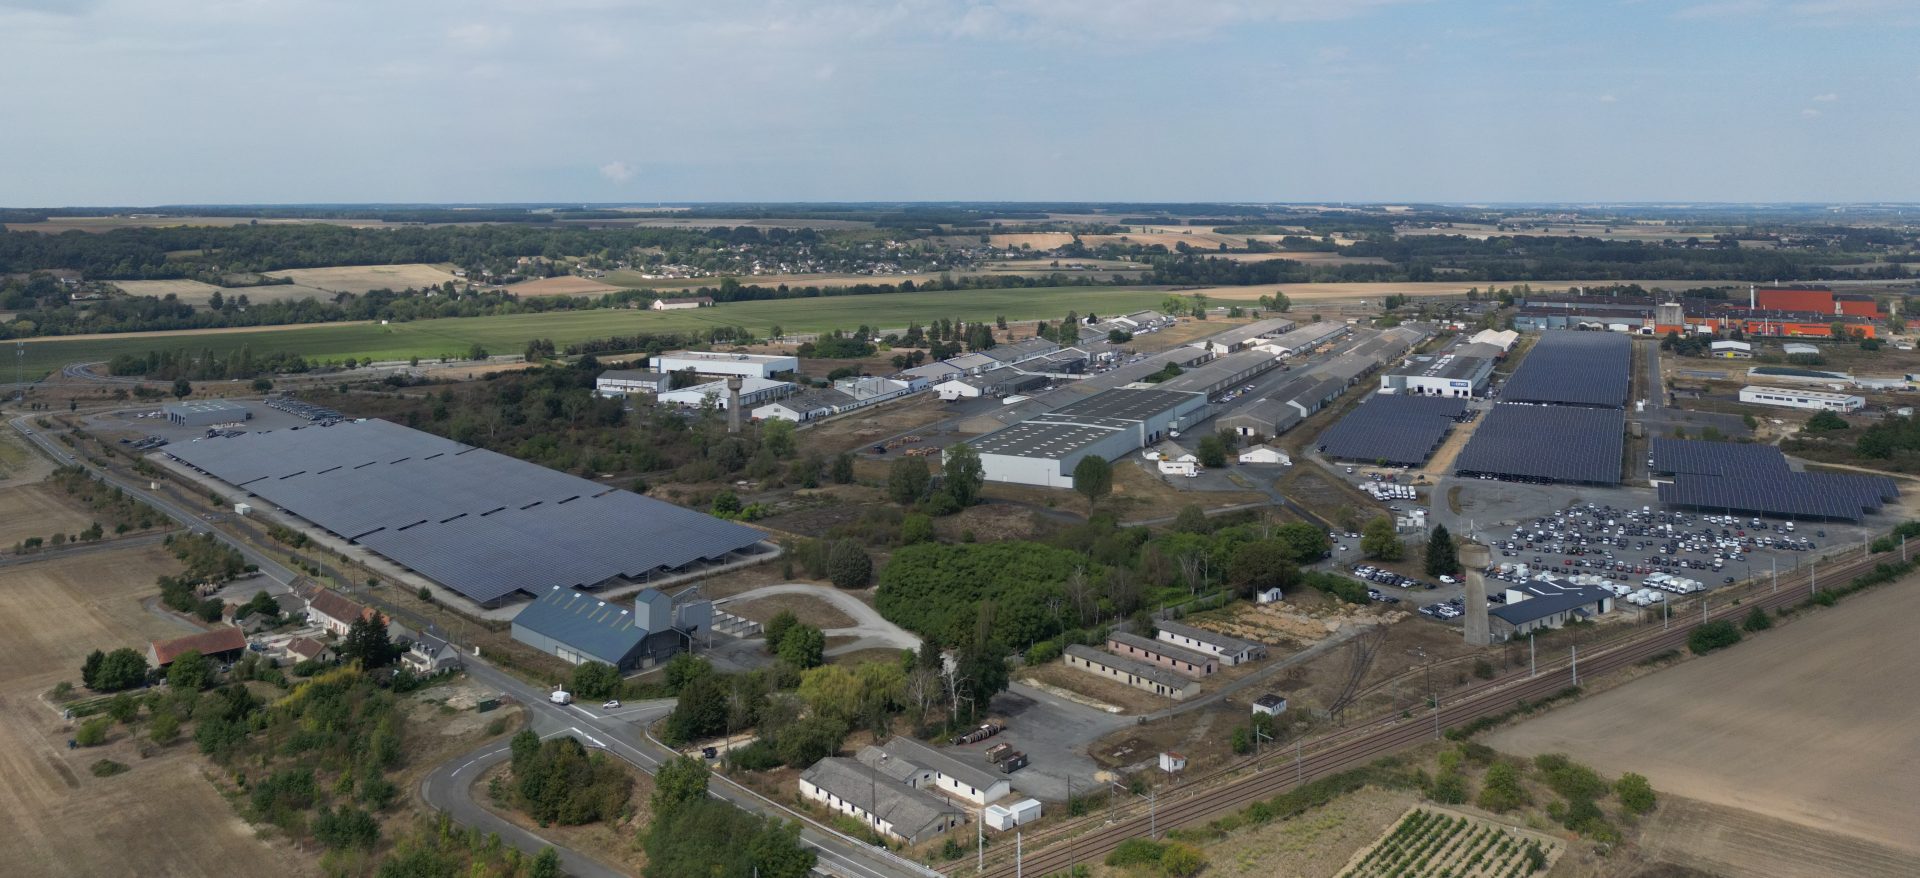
1317,395,1469,466
1649,438,1898,521
1453,404,1625,484
1648,437,1791,477
1500,331,1631,408
167,420,765,604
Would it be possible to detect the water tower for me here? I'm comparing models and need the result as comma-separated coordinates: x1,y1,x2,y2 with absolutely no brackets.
726,375,744,434
1460,541,1491,647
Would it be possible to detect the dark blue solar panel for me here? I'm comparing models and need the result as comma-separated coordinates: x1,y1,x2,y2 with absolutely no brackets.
1500,331,1630,408
1454,404,1624,485
1317,395,1468,466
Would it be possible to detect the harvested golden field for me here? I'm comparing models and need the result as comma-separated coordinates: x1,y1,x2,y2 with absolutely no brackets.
263,262,463,293
1210,252,1391,265
0,482,94,548
987,233,1076,250
1487,575,1920,859
113,278,335,307
0,544,309,878
505,275,625,297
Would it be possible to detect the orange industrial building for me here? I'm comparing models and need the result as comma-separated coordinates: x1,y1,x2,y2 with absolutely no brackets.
1750,287,1883,318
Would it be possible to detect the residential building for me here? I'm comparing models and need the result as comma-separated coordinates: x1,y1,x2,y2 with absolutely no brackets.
1153,620,1265,665
798,757,965,844
1063,644,1200,701
148,627,247,667
1106,631,1217,677
403,633,465,674
1738,385,1864,413
301,586,376,637
284,636,334,664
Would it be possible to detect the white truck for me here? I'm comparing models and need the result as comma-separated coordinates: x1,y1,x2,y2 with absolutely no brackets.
549,689,573,705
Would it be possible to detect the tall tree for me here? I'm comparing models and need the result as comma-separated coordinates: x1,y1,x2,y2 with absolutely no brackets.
943,442,984,507
1360,516,1403,561
1425,524,1461,577
1071,455,1112,512
340,615,398,669
887,457,930,504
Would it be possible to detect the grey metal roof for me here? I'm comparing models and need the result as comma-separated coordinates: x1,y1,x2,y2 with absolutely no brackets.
510,587,650,665
1490,587,1611,626
878,737,1006,794
1500,331,1631,407
1106,631,1213,667
1454,403,1624,485
1317,394,1467,466
970,388,1203,460
1152,620,1260,656
1203,317,1298,348
800,758,962,840
1065,644,1197,692
1052,388,1200,421
167,420,764,604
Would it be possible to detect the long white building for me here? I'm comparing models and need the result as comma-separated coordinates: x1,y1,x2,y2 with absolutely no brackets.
657,377,793,409
1738,385,1863,413
652,350,799,379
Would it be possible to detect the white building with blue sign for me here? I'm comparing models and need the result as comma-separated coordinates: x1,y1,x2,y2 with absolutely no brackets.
1379,341,1499,398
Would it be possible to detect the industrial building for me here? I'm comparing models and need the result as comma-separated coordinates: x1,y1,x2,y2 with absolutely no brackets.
1255,322,1350,356
163,399,252,427
932,367,1047,401
1218,374,1346,439
594,369,673,398
1194,317,1298,355
1512,294,1882,339
1379,342,1500,397
753,389,854,422
656,376,793,410
799,758,965,844
165,419,766,607
1751,286,1883,318
864,737,1012,806
1738,385,1864,413
511,586,711,671
1154,620,1266,665
1063,644,1200,701
1153,348,1286,398
651,350,798,378
1105,631,1217,678
1488,583,1614,640
968,388,1209,488
1711,340,1753,359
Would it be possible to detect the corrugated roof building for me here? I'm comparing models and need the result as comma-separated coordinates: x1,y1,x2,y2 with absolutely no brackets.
511,586,681,671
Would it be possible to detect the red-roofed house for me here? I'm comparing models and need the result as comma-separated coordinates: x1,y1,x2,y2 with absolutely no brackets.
301,586,377,637
148,627,248,667
284,637,334,664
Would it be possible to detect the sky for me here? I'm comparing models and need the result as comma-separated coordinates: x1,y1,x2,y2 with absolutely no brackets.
2,0,1916,205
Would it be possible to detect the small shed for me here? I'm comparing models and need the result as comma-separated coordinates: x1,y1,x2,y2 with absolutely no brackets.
1158,751,1187,774
983,799,1043,831
1254,587,1284,605
1252,693,1288,716
1238,447,1291,465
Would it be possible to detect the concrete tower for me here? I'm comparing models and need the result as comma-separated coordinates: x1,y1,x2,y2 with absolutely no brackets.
1460,541,1492,647
726,375,744,434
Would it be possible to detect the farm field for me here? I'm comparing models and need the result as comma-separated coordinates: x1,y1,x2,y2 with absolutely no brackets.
504,275,625,296
112,278,336,307
263,262,462,293
9,285,1168,377
1486,574,1920,860
0,482,95,547
0,544,310,878
597,269,942,291
2,215,385,233
1334,808,1559,878
1188,280,1707,303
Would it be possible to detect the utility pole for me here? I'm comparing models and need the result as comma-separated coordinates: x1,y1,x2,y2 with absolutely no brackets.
1811,556,1818,596
1015,831,1022,878
977,811,984,872
1294,739,1303,784
1528,632,1536,676
1771,557,1777,593
1571,644,1579,687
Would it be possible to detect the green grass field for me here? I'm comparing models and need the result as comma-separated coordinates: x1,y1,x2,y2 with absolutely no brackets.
19,286,1168,376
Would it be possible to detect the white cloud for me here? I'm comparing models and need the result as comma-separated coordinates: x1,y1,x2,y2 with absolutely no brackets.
1598,94,1618,103
1802,108,1822,117
447,22,511,50
598,161,635,183
1672,0,1770,20
1811,92,1839,101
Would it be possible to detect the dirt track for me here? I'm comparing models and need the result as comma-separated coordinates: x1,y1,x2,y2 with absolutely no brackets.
1488,575,1920,861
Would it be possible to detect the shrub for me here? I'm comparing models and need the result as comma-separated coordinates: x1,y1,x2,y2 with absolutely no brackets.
74,716,112,747
1741,605,1773,632
1616,772,1657,814
1159,843,1207,877
1687,620,1742,655
827,540,873,590
1478,761,1530,812
1106,838,1166,867
90,759,127,777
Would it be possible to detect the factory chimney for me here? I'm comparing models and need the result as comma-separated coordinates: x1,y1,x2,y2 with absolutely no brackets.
1460,541,1491,647
726,375,744,434
1749,284,1756,310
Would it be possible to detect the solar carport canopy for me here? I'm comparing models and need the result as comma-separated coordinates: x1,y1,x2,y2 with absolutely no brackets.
1649,438,1791,477
1317,395,1468,466
1659,472,1895,521
1454,404,1624,485
1500,331,1631,407
167,420,764,604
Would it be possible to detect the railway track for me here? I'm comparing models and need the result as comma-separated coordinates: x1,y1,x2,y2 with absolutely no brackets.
961,546,1887,878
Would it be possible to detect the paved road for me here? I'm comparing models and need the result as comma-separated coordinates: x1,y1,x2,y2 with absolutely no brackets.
719,583,923,655
8,414,299,585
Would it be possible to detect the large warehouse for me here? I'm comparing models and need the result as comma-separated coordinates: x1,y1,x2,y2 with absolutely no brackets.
652,350,799,379
967,388,1209,488
164,399,253,427
512,586,712,670
165,419,768,607
1379,342,1499,397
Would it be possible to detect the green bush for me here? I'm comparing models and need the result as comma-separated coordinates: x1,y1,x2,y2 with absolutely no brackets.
74,716,112,747
90,759,127,777
1687,620,1742,655
1616,772,1657,815
1105,838,1166,867
1159,843,1207,877
1741,605,1773,632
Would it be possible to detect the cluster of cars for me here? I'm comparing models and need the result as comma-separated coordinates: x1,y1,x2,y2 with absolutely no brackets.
1365,482,1418,502
266,397,343,423
118,435,169,450
1420,598,1465,619
1350,563,1439,592
1496,504,1818,584
1215,383,1259,404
